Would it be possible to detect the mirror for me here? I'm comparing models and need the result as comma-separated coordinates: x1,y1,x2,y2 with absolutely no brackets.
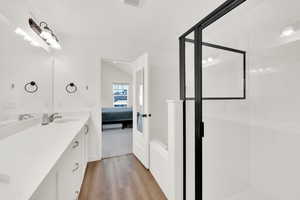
0,11,52,122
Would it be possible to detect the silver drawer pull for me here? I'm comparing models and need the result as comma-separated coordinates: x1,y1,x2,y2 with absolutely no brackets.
72,141,79,149
84,125,89,135
72,163,80,172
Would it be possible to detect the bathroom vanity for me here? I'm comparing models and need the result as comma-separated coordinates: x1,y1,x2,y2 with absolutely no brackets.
0,113,91,200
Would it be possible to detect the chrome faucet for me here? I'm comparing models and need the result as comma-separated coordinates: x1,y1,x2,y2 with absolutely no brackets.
49,113,62,122
18,114,33,121
42,113,62,125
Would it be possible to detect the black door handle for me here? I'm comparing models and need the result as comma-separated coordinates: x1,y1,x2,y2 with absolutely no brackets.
141,114,152,118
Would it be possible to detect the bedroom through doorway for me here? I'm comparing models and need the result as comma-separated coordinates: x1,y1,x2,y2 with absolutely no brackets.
101,59,133,159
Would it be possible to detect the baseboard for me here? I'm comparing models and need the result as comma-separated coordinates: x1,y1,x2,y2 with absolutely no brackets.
88,155,101,162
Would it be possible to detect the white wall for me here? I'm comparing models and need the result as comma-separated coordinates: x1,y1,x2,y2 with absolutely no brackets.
53,53,100,113
52,38,101,161
149,65,179,145
101,61,133,108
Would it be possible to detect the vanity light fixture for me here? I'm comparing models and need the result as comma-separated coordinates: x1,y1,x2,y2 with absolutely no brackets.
39,21,61,50
15,28,27,36
29,18,61,50
281,26,295,37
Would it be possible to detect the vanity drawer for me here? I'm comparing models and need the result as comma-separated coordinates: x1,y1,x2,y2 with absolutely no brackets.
30,167,57,200
69,133,84,158
57,160,82,200
57,132,85,200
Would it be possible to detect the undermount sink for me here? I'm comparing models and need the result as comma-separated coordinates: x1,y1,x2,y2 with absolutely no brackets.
54,118,80,124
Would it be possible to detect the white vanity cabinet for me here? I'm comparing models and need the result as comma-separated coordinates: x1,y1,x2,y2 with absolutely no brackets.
30,123,89,200
29,168,57,200
83,124,89,174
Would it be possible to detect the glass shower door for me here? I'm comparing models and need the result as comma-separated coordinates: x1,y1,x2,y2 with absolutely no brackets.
202,0,300,199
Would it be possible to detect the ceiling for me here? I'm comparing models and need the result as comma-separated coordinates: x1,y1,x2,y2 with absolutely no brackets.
1,0,300,68
102,59,133,75
204,0,300,52
0,0,227,67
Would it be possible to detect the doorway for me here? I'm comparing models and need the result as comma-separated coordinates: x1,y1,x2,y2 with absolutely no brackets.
79,55,165,200
100,53,150,168
101,59,134,158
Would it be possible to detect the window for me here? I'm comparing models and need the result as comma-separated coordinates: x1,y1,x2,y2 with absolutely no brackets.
113,83,129,107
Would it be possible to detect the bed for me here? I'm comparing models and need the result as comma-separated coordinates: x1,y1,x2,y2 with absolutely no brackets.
102,107,133,129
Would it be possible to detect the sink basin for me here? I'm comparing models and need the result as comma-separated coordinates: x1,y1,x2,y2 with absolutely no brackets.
54,118,80,124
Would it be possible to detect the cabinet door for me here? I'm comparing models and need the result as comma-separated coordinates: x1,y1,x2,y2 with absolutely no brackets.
57,163,80,200
75,132,85,191
83,124,89,174
30,170,57,200
57,134,84,200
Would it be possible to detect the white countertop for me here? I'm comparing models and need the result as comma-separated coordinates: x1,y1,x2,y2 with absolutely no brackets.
0,113,90,200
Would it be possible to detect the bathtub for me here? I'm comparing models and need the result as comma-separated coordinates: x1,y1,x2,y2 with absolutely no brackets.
150,140,169,198
149,100,184,200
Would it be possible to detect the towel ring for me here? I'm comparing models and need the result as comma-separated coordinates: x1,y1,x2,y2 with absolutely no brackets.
66,82,77,94
24,81,38,93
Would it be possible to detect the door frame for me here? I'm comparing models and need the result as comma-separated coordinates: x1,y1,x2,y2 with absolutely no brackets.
179,0,247,199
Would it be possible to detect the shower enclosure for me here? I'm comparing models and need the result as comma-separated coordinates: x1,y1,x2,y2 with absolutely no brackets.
180,0,300,199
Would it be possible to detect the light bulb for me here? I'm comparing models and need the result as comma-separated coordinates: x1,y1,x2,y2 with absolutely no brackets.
30,40,40,47
51,42,61,50
46,36,55,44
23,35,32,42
15,28,26,36
40,30,52,40
45,36,61,50
281,26,295,37
51,40,61,50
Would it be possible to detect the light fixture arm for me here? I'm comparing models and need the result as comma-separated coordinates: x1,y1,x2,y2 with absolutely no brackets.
39,21,48,28
39,21,54,35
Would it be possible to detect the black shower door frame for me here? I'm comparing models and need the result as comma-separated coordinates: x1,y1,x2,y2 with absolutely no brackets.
179,0,247,200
